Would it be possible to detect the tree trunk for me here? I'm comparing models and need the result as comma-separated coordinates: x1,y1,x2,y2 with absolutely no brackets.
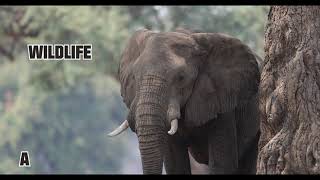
257,6,320,174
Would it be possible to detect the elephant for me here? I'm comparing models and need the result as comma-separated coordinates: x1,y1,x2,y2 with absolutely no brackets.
108,28,261,174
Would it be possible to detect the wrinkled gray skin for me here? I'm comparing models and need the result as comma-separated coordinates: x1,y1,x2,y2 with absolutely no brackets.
117,28,261,174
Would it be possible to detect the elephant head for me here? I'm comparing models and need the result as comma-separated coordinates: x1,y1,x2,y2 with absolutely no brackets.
109,29,260,174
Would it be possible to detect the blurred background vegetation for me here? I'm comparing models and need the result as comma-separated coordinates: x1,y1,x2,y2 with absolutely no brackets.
0,6,268,174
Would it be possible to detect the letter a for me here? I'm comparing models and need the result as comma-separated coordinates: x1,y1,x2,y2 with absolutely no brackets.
19,151,31,167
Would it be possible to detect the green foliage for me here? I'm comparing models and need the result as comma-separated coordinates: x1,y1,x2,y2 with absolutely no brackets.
21,75,127,173
23,6,129,90
143,6,268,56
0,61,127,173
0,6,268,174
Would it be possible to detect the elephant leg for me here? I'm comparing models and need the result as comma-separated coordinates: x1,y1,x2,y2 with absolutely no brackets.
237,131,260,174
164,136,191,174
208,112,239,174
235,96,260,174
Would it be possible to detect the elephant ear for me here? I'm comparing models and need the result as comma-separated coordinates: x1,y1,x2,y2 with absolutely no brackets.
184,33,260,128
118,29,154,107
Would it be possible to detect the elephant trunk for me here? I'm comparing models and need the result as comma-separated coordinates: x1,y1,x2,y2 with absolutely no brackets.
135,74,168,174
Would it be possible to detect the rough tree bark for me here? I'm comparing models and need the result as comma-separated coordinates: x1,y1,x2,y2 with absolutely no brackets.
257,6,320,174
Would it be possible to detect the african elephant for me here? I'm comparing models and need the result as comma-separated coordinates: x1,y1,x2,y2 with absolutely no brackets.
109,28,261,174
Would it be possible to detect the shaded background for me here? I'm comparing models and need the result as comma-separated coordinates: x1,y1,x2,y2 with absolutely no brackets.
0,6,268,174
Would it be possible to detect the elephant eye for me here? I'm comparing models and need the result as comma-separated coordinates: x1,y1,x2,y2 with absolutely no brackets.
177,74,184,82
172,43,192,57
178,44,191,49
175,72,187,87
173,43,190,49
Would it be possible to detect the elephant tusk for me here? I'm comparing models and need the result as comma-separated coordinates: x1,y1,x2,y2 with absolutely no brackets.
108,120,129,137
168,119,178,135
